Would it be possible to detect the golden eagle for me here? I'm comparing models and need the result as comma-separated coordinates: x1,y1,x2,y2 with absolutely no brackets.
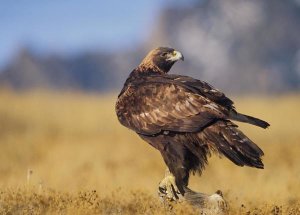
115,47,269,208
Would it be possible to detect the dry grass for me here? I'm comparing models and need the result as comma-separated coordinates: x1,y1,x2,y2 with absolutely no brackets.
0,90,299,214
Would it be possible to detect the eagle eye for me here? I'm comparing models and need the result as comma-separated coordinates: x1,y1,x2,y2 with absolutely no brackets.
161,52,168,57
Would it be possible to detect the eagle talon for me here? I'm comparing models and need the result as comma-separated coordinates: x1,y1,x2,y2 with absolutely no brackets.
158,170,183,202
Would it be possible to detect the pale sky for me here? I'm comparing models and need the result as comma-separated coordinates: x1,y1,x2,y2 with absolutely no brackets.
0,0,194,68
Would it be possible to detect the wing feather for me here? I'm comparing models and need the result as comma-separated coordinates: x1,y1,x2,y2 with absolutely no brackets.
116,78,229,135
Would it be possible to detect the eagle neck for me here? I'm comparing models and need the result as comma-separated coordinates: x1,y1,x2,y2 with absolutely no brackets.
137,63,167,74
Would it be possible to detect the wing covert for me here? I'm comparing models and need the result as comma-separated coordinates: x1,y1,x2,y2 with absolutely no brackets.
116,81,229,135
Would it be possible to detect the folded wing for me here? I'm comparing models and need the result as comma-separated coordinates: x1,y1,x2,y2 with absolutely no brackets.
116,77,230,135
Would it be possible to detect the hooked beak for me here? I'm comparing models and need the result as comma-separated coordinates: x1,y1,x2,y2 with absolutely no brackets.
167,50,184,62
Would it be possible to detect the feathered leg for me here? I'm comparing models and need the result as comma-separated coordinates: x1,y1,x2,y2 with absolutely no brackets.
140,133,228,213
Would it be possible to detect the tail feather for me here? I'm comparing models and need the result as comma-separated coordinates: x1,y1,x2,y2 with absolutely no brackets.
197,120,264,169
229,111,270,129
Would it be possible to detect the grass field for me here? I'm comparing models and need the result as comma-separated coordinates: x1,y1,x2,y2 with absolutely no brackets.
0,90,299,214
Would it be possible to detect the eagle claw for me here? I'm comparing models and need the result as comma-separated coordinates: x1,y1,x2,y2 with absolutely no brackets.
158,171,183,202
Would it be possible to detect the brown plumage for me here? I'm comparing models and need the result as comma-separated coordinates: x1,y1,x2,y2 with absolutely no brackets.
115,47,269,194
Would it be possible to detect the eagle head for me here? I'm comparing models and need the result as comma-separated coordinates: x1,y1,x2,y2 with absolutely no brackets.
139,47,184,73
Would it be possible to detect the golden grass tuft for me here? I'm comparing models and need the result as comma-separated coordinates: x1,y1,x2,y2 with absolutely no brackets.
0,90,299,214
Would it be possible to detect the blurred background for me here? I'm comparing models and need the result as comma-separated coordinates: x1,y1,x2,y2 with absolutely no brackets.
0,0,300,212
1,0,300,93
